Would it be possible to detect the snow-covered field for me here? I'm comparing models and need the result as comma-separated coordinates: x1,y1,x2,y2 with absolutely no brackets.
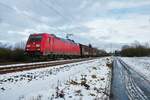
121,57,150,81
0,57,112,100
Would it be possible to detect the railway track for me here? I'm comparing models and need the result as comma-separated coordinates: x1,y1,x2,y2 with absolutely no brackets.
0,58,94,74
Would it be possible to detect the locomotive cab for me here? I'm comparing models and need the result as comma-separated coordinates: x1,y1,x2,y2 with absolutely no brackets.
25,34,43,56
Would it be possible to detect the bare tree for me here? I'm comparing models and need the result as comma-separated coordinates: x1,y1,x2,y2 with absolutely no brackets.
144,42,149,48
14,41,26,49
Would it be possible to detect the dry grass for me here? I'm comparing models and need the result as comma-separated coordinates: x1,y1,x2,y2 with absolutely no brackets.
91,75,97,79
106,63,112,68
92,67,97,70
101,77,105,80
69,80,79,85
89,93,96,96
75,90,83,96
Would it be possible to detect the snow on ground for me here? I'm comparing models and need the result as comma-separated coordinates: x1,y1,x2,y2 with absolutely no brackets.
121,57,150,81
0,57,112,100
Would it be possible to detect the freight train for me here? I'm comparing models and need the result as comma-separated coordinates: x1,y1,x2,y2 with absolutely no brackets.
25,33,100,58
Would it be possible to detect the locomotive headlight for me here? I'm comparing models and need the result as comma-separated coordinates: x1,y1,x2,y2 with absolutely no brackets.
36,44,40,47
37,48,40,51
27,45,30,47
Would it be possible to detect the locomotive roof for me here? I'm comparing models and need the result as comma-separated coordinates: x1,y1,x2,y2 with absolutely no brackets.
51,34,77,44
31,33,78,44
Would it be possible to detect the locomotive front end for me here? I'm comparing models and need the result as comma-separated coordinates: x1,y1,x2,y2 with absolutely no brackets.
25,34,43,56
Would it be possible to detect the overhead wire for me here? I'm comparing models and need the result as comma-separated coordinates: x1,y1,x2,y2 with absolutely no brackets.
39,0,80,37
49,0,76,22
0,0,83,39
0,1,67,34
40,0,74,24
39,0,70,36
48,0,78,35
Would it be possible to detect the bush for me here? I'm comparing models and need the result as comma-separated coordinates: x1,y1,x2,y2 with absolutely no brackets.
121,45,150,57
11,48,29,61
0,47,30,62
0,47,12,61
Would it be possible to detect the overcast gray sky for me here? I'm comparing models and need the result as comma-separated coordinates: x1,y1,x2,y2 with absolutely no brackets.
0,0,150,51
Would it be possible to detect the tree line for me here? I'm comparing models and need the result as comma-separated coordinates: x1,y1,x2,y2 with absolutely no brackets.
0,42,31,63
119,42,150,57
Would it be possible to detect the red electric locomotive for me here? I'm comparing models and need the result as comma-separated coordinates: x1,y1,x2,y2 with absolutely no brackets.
25,33,81,57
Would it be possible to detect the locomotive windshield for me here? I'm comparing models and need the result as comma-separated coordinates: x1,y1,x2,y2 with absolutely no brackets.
28,35,42,42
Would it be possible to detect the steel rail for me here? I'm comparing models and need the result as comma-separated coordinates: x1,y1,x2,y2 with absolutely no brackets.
0,58,95,74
